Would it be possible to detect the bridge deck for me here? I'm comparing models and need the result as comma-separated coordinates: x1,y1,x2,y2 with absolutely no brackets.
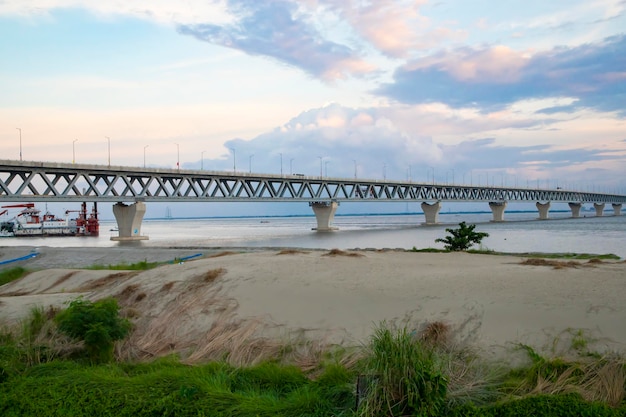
1,160,624,204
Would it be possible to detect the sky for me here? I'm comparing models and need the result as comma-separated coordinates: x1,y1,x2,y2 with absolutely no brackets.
1,0,626,218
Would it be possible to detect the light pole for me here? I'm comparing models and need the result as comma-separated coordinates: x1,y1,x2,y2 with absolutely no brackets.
72,139,78,164
408,165,412,182
353,160,357,179
325,160,330,177
383,163,386,180
279,152,283,175
318,156,323,178
16,128,22,161
290,158,294,175
175,143,180,171
201,150,206,170
106,136,110,167
249,154,254,173
229,147,236,172
143,145,149,168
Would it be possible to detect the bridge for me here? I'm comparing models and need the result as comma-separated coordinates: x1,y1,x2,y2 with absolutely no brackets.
1,160,624,240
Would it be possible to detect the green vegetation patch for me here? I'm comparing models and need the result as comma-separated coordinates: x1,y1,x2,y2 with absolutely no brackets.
0,267,28,286
85,259,160,271
0,360,356,417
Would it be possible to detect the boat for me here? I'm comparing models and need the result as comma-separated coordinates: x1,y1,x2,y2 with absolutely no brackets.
0,202,99,237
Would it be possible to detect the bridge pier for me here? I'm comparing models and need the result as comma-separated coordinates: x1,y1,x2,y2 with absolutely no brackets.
568,202,582,218
594,203,605,216
310,201,339,231
111,202,149,241
536,202,550,220
421,201,441,225
612,203,622,216
488,201,507,222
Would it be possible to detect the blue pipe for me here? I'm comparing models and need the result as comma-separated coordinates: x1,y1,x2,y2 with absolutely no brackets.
169,253,203,263
0,252,39,266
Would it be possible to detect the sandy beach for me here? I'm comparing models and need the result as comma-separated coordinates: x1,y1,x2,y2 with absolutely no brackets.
1,246,625,360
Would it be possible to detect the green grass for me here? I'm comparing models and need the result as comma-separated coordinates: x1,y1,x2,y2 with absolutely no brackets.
2,309,626,416
0,360,357,417
84,260,160,271
0,267,28,286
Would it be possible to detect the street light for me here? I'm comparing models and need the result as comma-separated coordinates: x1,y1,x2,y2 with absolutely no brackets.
229,147,236,172
318,156,323,178
106,136,110,167
143,145,149,168
72,139,78,164
201,150,206,170
16,128,22,161
325,160,330,177
383,163,386,180
353,160,357,179
279,152,283,175
249,154,254,173
175,143,180,171
290,158,294,175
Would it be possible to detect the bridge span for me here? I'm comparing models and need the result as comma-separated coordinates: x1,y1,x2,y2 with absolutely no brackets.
1,160,624,240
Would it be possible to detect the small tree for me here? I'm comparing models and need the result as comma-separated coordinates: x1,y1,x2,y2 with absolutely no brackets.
435,221,489,251
55,297,130,363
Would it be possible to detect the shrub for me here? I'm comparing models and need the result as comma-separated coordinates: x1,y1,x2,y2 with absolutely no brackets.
436,222,489,251
55,297,131,363
359,322,447,416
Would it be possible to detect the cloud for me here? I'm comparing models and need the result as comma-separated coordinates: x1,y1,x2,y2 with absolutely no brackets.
323,0,464,58
378,34,626,114
178,0,375,80
193,104,626,189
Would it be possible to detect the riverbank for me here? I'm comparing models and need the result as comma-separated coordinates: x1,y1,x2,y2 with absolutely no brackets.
1,246,625,358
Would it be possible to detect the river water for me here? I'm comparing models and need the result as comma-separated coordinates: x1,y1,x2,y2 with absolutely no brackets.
2,210,625,259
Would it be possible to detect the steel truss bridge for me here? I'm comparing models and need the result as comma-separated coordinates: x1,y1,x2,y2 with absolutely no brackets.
0,160,625,204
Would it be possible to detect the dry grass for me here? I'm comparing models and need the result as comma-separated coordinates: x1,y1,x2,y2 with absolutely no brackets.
160,281,175,292
518,258,600,269
207,251,237,258
525,355,626,407
322,248,365,257
276,249,309,255
77,271,138,291
419,320,452,348
199,268,226,283
0,289,32,296
42,271,79,292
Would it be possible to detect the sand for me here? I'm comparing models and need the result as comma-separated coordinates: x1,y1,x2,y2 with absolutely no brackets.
1,246,625,359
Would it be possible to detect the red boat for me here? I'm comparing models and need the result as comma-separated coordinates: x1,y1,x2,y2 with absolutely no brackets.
0,202,99,237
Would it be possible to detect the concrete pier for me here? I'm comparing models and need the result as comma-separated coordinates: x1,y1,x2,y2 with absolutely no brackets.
536,202,550,220
488,201,507,222
111,202,149,241
568,202,582,218
594,203,605,216
612,203,622,216
421,201,441,225
310,201,339,231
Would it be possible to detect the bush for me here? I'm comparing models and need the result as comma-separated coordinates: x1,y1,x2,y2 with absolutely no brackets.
359,323,447,416
55,297,130,363
436,222,489,251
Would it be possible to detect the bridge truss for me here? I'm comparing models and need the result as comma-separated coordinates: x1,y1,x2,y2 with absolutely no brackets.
1,160,624,204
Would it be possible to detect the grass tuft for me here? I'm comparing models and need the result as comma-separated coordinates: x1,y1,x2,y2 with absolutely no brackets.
0,266,29,286
323,249,364,257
